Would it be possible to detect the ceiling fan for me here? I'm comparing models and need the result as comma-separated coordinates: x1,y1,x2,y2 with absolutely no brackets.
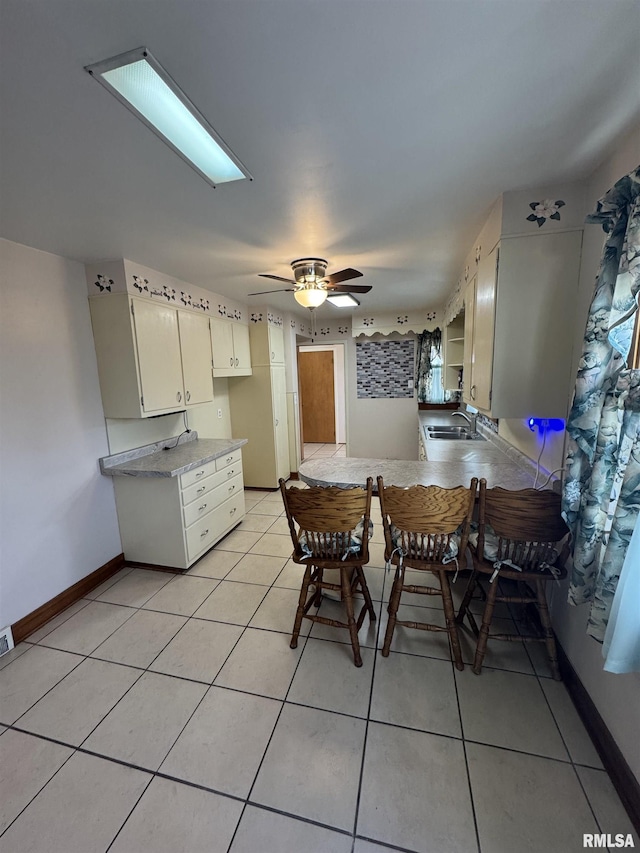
249,258,371,308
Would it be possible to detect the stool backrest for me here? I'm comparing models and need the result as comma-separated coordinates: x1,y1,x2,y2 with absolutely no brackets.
279,478,373,561
478,480,568,569
377,477,477,563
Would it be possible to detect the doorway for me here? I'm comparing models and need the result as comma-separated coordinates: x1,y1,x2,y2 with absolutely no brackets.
297,343,346,454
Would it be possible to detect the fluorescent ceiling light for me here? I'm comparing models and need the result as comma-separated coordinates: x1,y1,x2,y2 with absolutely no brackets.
327,294,360,308
85,47,251,188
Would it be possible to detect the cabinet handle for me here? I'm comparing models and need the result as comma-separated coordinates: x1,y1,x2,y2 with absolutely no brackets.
195,470,205,478
176,391,182,403
226,456,233,463
235,358,239,366
271,351,275,360
186,390,191,402
230,357,234,366
275,419,279,426
470,385,476,400
228,484,235,493
230,507,236,516
200,528,209,538
227,469,234,477
197,486,206,494
198,503,208,511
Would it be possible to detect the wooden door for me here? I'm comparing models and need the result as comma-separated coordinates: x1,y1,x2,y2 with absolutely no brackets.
298,350,336,443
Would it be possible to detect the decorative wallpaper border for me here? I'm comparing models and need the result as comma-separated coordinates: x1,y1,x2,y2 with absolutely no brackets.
85,259,248,325
352,309,440,337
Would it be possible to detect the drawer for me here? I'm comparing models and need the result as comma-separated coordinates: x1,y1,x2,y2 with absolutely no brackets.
183,473,244,527
186,491,245,562
216,449,242,471
181,462,243,506
180,459,217,490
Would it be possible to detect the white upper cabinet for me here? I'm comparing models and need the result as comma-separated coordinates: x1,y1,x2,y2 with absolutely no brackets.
210,319,252,377
132,299,185,414
248,322,285,366
461,232,582,418
177,311,214,405
453,184,584,419
89,294,215,418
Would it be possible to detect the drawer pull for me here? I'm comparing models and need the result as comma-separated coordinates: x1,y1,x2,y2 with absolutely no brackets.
198,503,208,511
197,486,206,494
225,456,233,463
200,528,209,538
227,469,234,477
228,485,235,493
195,470,205,478
230,507,236,516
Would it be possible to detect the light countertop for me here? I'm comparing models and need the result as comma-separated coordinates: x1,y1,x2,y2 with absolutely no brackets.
298,411,551,491
100,433,248,478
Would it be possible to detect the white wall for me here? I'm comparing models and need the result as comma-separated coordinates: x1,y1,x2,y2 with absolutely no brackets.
550,122,640,783
0,239,122,627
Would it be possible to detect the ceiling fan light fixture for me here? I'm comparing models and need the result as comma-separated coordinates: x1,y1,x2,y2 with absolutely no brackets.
294,286,328,309
291,257,328,285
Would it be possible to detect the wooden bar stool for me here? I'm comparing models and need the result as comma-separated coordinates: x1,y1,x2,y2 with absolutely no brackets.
279,477,376,667
377,476,478,670
455,479,568,679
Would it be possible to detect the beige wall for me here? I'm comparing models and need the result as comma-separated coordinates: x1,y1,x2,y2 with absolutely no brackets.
346,334,418,460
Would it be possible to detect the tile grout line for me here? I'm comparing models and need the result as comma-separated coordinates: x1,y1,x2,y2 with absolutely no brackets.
350,558,387,851
453,661,484,853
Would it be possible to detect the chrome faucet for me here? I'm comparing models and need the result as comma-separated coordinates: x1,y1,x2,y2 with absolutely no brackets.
451,410,477,433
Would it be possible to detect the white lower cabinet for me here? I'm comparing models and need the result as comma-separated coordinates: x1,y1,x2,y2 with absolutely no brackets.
112,450,245,569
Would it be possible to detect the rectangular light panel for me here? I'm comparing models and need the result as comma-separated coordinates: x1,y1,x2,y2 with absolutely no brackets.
327,293,360,308
86,47,251,187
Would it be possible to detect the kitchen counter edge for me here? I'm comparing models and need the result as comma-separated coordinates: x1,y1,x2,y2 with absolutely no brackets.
100,435,248,478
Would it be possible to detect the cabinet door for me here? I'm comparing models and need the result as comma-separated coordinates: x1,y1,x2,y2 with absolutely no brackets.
210,319,235,373
473,246,498,411
178,312,214,405
132,299,185,414
271,365,290,479
232,324,252,370
462,278,476,406
268,325,285,364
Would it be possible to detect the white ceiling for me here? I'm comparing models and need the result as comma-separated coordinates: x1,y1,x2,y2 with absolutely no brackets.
1,0,639,316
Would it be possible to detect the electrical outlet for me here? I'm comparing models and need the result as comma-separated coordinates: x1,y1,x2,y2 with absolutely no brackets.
217,408,223,419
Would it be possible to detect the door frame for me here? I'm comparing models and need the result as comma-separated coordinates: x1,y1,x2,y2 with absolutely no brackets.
297,343,346,445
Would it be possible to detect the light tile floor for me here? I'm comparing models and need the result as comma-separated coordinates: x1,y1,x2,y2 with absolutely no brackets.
0,485,637,853
304,442,347,459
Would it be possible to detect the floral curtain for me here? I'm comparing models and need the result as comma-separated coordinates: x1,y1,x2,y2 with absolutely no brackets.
415,328,443,403
562,166,640,644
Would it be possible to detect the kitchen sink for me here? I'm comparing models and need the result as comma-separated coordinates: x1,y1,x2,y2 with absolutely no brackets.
425,425,486,441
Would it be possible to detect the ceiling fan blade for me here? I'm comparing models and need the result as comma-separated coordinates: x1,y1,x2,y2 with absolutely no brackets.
258,274,297,284
324,267,363,285
248,288,295,296
327,283,372,294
